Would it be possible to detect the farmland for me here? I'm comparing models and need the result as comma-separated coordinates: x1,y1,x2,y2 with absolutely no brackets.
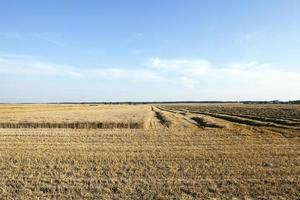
0,104,299,199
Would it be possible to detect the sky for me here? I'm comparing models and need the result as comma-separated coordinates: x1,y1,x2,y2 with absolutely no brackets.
0,0,299,102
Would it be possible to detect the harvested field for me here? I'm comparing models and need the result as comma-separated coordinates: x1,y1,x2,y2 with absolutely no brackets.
163,104,300,121
162,104,300,130
0,104,150,129
0,104,299,199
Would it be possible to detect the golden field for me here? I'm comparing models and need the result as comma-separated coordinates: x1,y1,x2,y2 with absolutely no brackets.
0,104,299,199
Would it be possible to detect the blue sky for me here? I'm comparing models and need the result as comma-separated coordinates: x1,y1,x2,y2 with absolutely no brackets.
0,0,299,102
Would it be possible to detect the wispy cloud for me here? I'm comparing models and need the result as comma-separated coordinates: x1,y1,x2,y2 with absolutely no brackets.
150,57,299,82
147,57,300,100
1,54,299,100
237,31,266,44
127,33,144,43
0,55,81,77
0,31,68,47
149,57,212,77
88,68,166,81
0,54,164,81
33,33,68,47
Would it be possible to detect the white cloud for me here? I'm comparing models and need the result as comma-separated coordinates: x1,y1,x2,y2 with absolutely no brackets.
147,57,300,100
88,68,166,81
149,57,212,77
0,54,299,101
0,55,165,82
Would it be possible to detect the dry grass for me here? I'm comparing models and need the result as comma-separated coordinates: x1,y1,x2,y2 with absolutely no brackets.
0,121,142,129
0,104,299,199
0,104,150,129
0,104,150,123
190,116,224,128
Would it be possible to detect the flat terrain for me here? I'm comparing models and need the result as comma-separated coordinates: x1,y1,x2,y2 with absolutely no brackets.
0,104,150,123
0,104,150,129
0,104,299,199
